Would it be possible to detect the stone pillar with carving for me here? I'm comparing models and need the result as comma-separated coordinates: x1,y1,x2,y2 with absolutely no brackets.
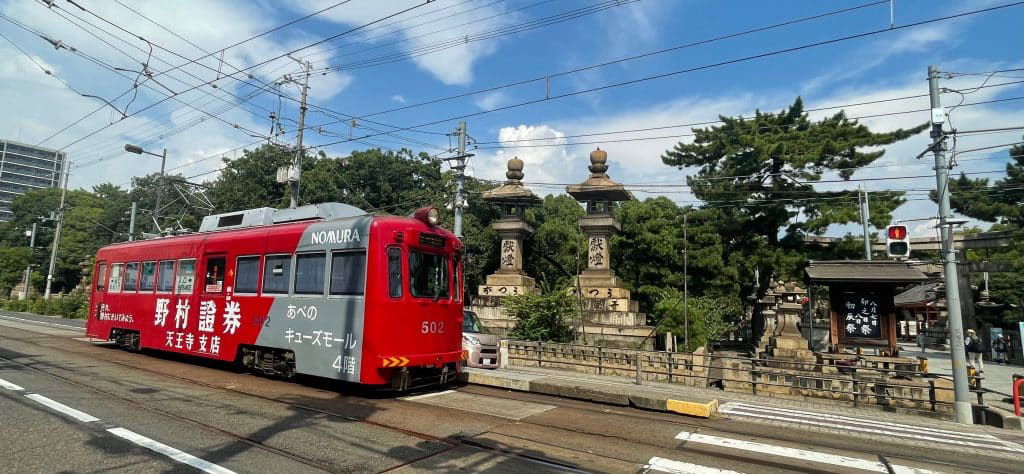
477,157,542,301
566,148,650,343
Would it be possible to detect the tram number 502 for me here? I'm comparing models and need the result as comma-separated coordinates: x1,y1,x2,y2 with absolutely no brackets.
421,321,445,334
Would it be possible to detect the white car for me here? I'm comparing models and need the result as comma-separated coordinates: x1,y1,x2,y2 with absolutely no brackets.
462,310,499,369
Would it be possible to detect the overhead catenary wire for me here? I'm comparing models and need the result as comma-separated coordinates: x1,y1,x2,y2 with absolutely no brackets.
46,0,435,151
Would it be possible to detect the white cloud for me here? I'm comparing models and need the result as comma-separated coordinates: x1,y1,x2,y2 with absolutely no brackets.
390,94,406,103
474,91,509,111
285,0,524,86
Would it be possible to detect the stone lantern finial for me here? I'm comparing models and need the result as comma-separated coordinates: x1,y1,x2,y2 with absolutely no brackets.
506,156,524,183
588,147,608,176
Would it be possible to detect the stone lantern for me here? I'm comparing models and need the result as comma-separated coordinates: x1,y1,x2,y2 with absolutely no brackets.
566,148,646,333
478,157,542,299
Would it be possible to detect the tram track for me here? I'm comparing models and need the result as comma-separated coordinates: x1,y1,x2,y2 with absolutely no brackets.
0,330,589,472
0,324,1012,473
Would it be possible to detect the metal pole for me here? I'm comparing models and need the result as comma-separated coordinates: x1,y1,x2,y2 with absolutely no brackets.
683,212,689,351
929,64,973,424
153,149,166,233
128,201,137,242
290,60,310,209
44,162,69,299
22,222,36,300
860,185,872,260
454,121,467,238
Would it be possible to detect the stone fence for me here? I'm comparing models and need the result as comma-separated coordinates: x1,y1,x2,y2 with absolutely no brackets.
504,340,956,416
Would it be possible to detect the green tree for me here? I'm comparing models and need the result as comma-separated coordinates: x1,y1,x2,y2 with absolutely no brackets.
944,139,1024,227
504,286,576,342
209,144,293,212
662,97,927,286
524,195,587,289
654,292,743,351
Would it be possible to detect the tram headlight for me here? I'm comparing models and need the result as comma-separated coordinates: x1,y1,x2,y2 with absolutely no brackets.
413,206,441,226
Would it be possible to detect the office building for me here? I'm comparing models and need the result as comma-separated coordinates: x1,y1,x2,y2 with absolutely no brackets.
0,139,67,221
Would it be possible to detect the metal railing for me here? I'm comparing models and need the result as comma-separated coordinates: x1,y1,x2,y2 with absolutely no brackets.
504,340,966,415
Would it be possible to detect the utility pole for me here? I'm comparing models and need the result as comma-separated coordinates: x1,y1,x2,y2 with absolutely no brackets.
44,163,69,299
288,56,311,209
452,121,468,238
128,201,137,242
928,64,972,424
21,222,37,300
153,148,167,233
859,185,872,260
683,212,689,351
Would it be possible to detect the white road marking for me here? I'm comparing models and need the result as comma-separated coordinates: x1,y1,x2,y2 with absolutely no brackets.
107,427,236,474
675,430,941,474
0,377,24,391
25,393,101,423
0,314,84,330
719,403,1024,453
722,402,999,439
645,456,743,474
400,389,457,401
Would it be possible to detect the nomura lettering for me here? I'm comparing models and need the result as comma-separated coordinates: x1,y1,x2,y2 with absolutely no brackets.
310,228,361,245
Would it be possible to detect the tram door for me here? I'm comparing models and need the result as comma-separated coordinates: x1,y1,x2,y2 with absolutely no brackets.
199,253,229,357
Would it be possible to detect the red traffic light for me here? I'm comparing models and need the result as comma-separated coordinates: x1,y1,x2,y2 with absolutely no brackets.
887,225,907,240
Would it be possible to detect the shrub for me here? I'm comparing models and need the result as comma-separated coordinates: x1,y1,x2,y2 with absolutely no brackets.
0,292,89,319
504,284,576,343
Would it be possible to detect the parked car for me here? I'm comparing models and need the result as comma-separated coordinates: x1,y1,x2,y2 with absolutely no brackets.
462,310,499,369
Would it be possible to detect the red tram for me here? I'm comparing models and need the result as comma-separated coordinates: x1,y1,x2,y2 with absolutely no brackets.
85,202,464,389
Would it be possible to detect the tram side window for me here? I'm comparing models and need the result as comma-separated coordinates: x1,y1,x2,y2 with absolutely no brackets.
140,261,156,291
453,253,462,303
295,253,326,295
263,255,291,294
387,247,402,298
123,262,140,292
108,264,123,292
330,251,366,296
175,259,196,294
235,256,260,293
204,256,226,293
409,251,449,299
95,263,107,291
157,260,175,292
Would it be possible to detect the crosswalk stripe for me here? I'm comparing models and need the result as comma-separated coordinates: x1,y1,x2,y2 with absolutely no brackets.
645,456,743,474
720,403,1024,453
675,430,940,474
722,402,999,440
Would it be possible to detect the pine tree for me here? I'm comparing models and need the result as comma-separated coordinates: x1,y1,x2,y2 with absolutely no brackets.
945,138,1024,227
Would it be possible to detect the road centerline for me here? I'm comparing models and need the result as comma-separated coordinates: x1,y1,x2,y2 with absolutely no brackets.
24,393,101,423
107,427,237,474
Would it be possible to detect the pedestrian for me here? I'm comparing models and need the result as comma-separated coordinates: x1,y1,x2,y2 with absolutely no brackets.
993,334,1008,365
965,329,984,372
916,331,927,353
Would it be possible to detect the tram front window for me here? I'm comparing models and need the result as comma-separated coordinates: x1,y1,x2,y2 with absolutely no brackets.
409,251,449,299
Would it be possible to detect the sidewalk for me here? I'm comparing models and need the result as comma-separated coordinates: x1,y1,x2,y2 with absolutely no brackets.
900,342,1024,398
461,364,1024,441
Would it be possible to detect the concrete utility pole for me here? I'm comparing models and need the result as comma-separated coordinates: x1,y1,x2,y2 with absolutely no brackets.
453,121,468,238
289,56,311,209
859,185,872,260
928,64,973,424
21,222,36,300
128,201,137,242
44,163,69,299
154,148,167,233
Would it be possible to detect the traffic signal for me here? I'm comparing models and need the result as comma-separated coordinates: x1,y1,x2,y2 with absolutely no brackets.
886,225,910,258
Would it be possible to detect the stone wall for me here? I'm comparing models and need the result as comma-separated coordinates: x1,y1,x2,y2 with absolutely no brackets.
507,340,707,387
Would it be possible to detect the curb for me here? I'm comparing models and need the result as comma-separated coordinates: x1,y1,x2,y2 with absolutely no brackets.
460,369,719,419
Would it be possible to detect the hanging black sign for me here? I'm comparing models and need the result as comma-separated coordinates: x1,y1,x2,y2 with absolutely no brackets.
841,292,882,339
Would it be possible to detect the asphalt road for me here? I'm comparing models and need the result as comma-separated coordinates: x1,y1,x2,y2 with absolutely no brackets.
1,310,1021,473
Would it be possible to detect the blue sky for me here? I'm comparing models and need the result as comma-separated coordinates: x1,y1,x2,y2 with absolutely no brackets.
1,0,1021,236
